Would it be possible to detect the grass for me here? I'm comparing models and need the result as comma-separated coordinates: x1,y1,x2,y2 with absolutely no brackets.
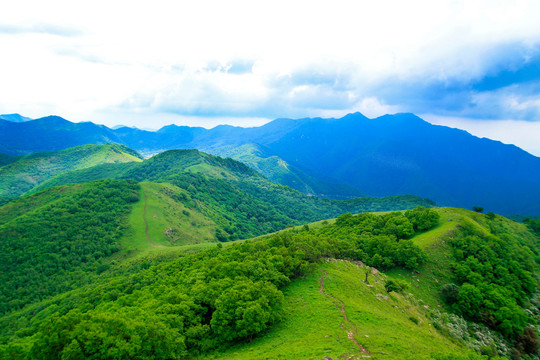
120,182,219,252
207,260,471,360
383,208,461,306
185,163,235,180
386,207,537,308
0,143,142,197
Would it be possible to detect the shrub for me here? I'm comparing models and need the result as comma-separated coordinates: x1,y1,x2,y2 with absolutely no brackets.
516,327,539,355
441,283,460,305
385,279,409,293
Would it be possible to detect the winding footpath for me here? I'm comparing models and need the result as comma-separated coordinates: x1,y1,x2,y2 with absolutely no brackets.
319,270,370,355
143,193,162,248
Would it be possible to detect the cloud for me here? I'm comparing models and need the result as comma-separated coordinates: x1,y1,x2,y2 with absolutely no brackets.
0,23,83,37
364,42,540,121
2,0,540,136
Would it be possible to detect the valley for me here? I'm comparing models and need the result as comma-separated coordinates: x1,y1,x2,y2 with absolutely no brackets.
0,119,538,359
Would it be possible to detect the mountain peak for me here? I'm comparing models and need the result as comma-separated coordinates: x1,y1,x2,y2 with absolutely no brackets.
340,112,368,120
0,113,33,123
34,115,71,124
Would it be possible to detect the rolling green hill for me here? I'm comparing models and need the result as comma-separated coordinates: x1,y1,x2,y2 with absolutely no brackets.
1,206,537,359
1,146,538,359
26,147,435,243
0,143,143,198
0,148,433,315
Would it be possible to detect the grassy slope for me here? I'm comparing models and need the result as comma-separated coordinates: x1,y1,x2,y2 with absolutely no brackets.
1,203,534,358
121,182,218,252
209,260,468,360
209,208,538,359
385,208,463,306
0,143,142,197
211,143,316,194
388,207,538,307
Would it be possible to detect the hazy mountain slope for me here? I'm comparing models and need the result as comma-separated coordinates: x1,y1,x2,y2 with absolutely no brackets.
210,143,363,198
0,113,32,123
0,143,143,197
0,116,122,155
257,113,540,214
0,153,21,167
3,112,539,214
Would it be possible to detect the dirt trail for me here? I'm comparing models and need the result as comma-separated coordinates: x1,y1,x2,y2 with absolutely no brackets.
143,193,162,248
319,271,370,355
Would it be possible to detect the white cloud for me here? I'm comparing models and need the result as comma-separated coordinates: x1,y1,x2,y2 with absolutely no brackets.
1,0,540,149
318,97,402,119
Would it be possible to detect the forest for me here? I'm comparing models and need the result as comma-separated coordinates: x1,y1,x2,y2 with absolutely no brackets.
1,208,436,358
0,147,539,359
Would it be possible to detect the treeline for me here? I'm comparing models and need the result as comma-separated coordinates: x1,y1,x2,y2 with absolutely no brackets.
441,216,539,356
0,179,140,314
0,207,437,359
167,172,302,241
525,217,540,237
317,206,438,269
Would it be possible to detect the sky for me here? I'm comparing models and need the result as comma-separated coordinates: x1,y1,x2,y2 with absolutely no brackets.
1,0,540,155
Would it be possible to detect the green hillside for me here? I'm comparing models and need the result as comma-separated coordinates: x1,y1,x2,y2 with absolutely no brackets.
1,206,538,359
0,143,143,198
28,148,436,238
1,146,538,359
208,260,470,360
120,181,219,251
0,153,21,167
0,179,140,314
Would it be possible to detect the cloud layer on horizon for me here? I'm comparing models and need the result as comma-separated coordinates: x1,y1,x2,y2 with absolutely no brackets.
1,0,540,134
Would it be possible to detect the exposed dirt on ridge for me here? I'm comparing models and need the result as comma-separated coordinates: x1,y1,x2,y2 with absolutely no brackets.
319,270,370,355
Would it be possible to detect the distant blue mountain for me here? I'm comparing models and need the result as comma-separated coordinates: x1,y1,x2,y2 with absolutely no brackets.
0,116,120,154
253,113,540,215
1,112,539,214
0,113,32,122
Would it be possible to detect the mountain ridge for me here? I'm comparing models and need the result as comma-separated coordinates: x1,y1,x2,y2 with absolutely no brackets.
0,143,143,198
1,112,539,214
0,113,32,123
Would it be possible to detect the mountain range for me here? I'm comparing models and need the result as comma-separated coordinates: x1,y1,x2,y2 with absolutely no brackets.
0,126,539,358
2,112,540,215
0,113,32,123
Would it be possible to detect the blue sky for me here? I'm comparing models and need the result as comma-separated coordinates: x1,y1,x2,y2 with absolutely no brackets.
1,0,540,155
